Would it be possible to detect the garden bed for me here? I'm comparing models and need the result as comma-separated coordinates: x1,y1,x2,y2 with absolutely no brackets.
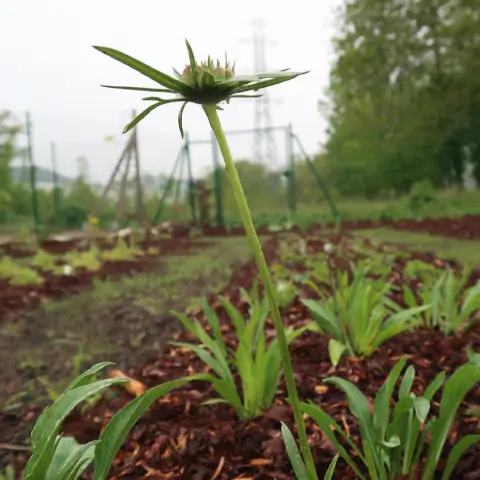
7,231,478,479
0,237,212,319
315,214,480,241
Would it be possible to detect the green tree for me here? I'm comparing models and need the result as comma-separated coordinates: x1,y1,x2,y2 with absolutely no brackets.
324,0,480,196
0,111,22,221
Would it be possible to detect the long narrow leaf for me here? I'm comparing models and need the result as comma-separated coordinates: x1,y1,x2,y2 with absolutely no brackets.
24,378,129,480
93,46,185,90
65,362,113,393
300,402,366,479
47,438,97,480
373,356,407,439
201,298,227,357
440,434,480,480
122,103,163,133
100,85,173,93
423,364,480,480
94,377,193,480
280,423,309,480
324,377,382,476
324,454,340,480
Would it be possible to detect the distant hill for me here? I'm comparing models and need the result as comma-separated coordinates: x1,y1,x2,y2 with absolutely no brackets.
10,166,73,185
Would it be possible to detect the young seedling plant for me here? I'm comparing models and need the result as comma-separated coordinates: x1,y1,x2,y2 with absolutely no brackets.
298,357,480,480
172,295,308,419
93,40,316,476
302,266,429,365
22,362,200,480
403,267,480,335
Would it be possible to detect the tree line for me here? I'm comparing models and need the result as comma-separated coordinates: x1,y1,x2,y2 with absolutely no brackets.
319,0,480,197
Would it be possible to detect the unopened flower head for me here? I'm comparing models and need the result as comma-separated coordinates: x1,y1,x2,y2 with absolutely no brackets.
93,40,308,137
179,56,236,87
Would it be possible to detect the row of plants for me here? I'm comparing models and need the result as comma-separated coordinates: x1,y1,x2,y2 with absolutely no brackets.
0,241,157,287
17,242,480,479
14,41,480,480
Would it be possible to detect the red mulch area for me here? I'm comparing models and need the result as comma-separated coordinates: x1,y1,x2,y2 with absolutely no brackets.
9,233,474,479
320,215,480,241
0,237,211,319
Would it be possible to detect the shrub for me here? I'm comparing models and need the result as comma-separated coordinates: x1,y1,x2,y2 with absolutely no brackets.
408,180,437,212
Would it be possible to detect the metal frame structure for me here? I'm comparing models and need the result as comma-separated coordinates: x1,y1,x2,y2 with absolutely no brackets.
152,125,339,226
90,110,148,230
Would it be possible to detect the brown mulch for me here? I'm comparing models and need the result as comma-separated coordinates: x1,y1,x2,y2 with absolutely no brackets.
2,227,480,479
7,233,474,479
316,214,480,241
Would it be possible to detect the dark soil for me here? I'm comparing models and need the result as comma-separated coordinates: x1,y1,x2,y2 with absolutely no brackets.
4,232,478,479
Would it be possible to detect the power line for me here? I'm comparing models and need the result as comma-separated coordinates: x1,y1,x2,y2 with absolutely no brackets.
240,18,280,166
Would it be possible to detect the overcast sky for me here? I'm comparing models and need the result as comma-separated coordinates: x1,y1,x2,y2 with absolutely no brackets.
1,0,340,183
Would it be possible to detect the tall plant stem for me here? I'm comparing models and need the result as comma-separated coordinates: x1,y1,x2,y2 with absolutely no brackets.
203,103,317,479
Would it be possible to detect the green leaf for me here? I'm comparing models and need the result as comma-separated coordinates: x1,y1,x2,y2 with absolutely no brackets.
184,39,198,82
398,365,415,398
24,377,129,480
300,402,366,478
178,101,188,138
172,310,197,338
324,454,340,480
46,437,97,480
324,377,382,476
373,356,407,439
328,338,347,366
200,374,245,419
94,377,193,480
301,299,341,337
373,305,428,350
423,371,446,401
65,362,113,392
381,435,400,448
171,342,230,380
99,85,173,93
93,46,185,91
413,397,430,423
280,423,309,480
219,295,246,336
123,103,163,133
440,434,480,480
201,298,226,358
230,71,309,92
423,364,480,480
